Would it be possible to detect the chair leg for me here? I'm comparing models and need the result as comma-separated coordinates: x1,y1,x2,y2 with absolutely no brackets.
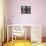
15,36,16,43
25,30,26,43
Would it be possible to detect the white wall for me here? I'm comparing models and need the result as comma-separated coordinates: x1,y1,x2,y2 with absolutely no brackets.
7,0,46,37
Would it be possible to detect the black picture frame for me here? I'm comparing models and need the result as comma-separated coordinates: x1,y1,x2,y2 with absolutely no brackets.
21,6,31,14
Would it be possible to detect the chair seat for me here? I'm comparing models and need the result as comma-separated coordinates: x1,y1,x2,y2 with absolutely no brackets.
13,31,24,36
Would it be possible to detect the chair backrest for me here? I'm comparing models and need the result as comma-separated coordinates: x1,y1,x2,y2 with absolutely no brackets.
12,25,25,36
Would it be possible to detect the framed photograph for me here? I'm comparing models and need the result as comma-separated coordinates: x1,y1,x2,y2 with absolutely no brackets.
21,6,31,14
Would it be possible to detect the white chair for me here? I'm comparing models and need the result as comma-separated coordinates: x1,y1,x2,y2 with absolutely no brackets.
12,25,25,43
